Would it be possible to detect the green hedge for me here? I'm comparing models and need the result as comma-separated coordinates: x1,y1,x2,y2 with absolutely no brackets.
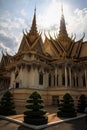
24,91,48,125
24,116,48,125
0,91,16,116
57,93,77,118
77,94,87,113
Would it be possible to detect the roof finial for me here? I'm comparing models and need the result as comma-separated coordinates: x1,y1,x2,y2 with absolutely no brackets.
58,0,68,40
34,4,36,14
29,5,38,35
61,0,63,15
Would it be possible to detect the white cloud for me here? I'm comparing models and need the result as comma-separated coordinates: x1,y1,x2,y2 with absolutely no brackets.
0,32,18,53
0,17,27,29
68,8,87,40
37,1,87,41
37,0,72,37
21,9,27,16
38,1,59,28
0,10,28,58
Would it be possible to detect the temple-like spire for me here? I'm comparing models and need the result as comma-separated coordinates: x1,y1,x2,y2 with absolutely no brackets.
58,1,68,38
61,0,63,15
29,6,38,35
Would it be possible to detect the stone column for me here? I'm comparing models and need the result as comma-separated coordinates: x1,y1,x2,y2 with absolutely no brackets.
55,68,57,87
85,69,87,88
57,74,58,87
69,67,72,88
65,64,68,88
75,72,77,87
44,72,48,88
58,69,60,86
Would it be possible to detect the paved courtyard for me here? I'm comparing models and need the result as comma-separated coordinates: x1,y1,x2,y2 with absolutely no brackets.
0,106,87,130
0,116,87,130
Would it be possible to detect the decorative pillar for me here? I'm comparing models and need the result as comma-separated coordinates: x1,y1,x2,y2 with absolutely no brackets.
65,64,68,88
55,68,57,87
75,72,77,87
58,67,62,86
85,69,87,88
69,67,72,88
46,72,49,88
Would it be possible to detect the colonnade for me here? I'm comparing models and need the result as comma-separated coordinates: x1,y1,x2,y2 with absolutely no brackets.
48,64,87,88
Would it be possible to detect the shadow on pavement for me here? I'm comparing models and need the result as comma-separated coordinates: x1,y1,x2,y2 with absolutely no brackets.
70,116,87,130
43,116,87,130
18,125,35,130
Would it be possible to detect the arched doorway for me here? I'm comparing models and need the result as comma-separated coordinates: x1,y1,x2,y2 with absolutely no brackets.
15,82,19,88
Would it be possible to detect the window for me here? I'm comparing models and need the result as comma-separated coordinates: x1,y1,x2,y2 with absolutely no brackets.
54,75,55,86
15,82,19,88
57,75,58,86
67,75,70,86
76,77,78,87
62,74,65,85
82,74,86,87
39,72,43,85
49,74,51,86
73,77,75,87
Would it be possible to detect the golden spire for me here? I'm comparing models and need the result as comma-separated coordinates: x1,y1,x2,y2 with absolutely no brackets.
58,1,68,38
61,0,63,15
29,6,38,35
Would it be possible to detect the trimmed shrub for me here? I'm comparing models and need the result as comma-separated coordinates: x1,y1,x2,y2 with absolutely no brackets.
57,93,77,118
77,94,87,113
0,91,16,116
24,91,48,125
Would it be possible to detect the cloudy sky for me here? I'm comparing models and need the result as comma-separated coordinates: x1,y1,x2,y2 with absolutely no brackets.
0,0,87,59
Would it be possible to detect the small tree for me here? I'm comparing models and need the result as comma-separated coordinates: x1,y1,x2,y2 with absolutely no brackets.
24,91,48,125
57,93,77,118
77,94,87,113
0,91,16,116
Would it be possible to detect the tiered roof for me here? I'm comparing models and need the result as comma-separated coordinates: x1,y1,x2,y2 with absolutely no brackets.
18,7,45,55
44,5,87,61
0,5,87,70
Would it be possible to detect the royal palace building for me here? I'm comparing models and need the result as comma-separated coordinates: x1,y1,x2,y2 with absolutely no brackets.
0,6,87,113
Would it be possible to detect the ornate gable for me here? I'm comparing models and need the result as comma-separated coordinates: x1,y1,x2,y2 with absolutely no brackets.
18,35,30,53
44,35,60,57
70,34,86,59
30,35,45,54
0,53,11,67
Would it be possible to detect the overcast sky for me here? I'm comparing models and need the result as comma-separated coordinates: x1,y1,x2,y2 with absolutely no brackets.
0,0,87,59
